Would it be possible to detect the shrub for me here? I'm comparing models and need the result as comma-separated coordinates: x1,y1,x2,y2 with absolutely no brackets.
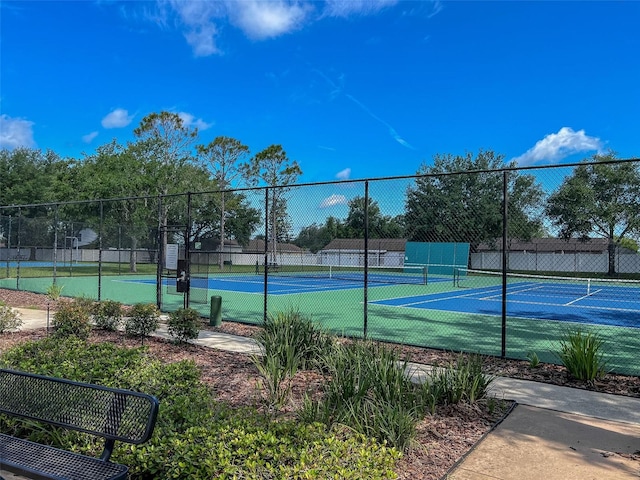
252,346,300,413
0,336,146,384
526,351,540,369
0,305,22,333
0,336,216,462
93,300,124,331
46,283,64,305
119,416,401,480
556,329,608,382
300,340,422,452
254,308,334,371
429,354,494,404
167,308,201,344
299,341,492,450
53,299,92,340
73,295,96,313
252,308,334,412
118,359,214,433
125,303,160,344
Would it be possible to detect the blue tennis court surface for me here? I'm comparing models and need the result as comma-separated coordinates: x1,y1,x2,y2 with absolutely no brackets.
124,273,419,295
371,281,640,328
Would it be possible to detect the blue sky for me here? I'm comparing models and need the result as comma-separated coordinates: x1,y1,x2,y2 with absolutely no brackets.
1,0,638,188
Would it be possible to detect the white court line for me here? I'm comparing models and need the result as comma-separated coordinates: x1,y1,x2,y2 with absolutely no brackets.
373,283,640,315
564,288,601,306
377,287,504,308
480,283,545,301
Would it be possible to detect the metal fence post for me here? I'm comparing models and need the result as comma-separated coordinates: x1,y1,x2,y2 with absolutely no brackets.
364,180,369,339
501,171,508,358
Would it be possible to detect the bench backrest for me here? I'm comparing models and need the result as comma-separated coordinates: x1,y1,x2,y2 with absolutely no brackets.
0,369,159,444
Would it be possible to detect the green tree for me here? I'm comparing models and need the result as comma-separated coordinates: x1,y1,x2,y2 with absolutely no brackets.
0,148,80,250
545,153,640,275
343,196,404,239
187,184,261,249
242,145,302,263
133,111,199,262
79,141,160,272
294,216,345,253
0,148,69,208
404,150,544,252
294,223,327,253
617,237,638,253
223,198,262,245
197,136,250,268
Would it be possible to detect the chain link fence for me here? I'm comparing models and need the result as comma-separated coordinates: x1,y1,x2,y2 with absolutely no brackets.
2,159,639,374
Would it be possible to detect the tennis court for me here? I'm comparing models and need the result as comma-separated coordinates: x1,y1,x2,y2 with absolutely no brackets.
124,264,434,295
371,270,640,329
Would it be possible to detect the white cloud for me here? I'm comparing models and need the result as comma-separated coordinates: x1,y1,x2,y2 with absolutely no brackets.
320,194,348,208
336,168,351,180
513,127,604,166
322,0,398,17
178,112,213,130
159,0,309,56
166,0,223,56
184,23,219,57
0,114,36,149
151,0,402,56
101,108,134,129
82,131,99,143
229,1,311,40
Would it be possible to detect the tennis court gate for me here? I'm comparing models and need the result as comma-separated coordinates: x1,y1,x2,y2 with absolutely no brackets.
157,223,208,311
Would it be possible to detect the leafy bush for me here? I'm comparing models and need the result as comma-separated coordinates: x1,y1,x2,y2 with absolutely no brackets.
93,300,124,331
0,336,146,383
429,354,494,404
119,415,400,480
556,329,608,382
72,295,96,313
255,308,335,371
252,346,300,413
300,340,422,451
252,308,335,412
118,359,214,433
167,308,201,343
46,283,64,304
53,299,92,339
125,303,160,344
0,305,22,333
526,351,540,368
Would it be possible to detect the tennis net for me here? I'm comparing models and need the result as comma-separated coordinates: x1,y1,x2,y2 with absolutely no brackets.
455,268,640,301
261,263,428,285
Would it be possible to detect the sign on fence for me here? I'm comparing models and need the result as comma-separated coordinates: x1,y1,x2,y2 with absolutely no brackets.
165,244,178,270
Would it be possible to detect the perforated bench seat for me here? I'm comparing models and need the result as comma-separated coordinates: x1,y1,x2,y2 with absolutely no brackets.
0,369,159,480
1,433,127,480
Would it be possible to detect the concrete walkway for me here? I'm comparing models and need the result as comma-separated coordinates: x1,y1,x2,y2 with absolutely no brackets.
6,308,640,479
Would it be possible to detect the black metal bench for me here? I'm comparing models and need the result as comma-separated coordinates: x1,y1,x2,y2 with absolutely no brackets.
0,369,159,480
